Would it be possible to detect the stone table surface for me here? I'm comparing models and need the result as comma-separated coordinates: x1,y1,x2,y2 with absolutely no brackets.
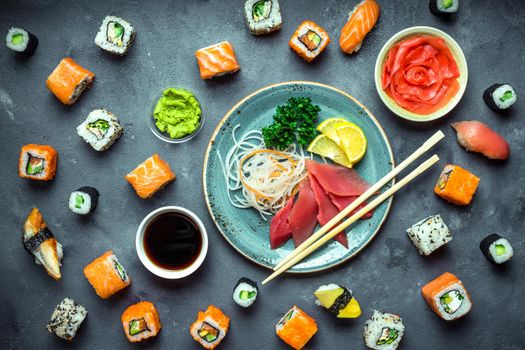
1,0,523,349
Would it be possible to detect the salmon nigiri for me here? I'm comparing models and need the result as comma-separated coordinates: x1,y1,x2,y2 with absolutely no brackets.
451,121,510,160
339,0,380,54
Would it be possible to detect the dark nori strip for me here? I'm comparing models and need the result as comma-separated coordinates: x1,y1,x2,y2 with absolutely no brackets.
483,83,514,111
76,186,99,212
23,227,53,254
23,31,39,56
328,286,353,315
479,233,502,262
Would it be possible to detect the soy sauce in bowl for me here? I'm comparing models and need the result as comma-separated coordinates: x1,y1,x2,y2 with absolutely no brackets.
144,212,202,270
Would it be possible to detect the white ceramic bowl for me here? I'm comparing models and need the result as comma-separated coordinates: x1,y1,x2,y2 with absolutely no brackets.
136,206,208,279
374,26,468,122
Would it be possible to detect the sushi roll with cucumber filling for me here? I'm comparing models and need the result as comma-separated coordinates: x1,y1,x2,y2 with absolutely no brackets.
363,311,404,350
406,214,452,256
314,284,361,318
69,187,99,215
480,234,513,264
429,0,459,17
47,298,87,341
77,109,123,151
483,83,517,111
5,27,38,55
244,0,282,35
94,16,136,55
421,272,472,321
232,277,258,307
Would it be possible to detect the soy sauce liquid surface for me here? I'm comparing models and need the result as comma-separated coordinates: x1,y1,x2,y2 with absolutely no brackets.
144,212,202,270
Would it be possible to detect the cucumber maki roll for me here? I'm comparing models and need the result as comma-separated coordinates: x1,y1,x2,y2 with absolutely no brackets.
429,0,459,17
5,27,38,55
480,234,513,264
68,187,99,215
232,277,258,307
483,83,517,111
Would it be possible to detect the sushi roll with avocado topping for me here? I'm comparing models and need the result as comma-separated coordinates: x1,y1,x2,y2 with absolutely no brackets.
480,234,513,264
77,109,123,151
429,0,459,17
483,83,517,111
244,0,282,35
47,298,87,341
5,27,38,55
314,284,361,318
68,187,99,215
94,16,136,55
232,277,258,307
363,311,404,350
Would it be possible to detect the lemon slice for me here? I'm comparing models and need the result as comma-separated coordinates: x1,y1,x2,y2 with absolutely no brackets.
307,134,353,168
317,118,355,145
335,124,367,164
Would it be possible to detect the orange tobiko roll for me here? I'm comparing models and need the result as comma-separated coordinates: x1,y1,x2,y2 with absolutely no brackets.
276,305,318,350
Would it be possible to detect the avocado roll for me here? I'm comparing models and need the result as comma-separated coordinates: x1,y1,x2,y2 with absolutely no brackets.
232,277,258,307
68,187,99,215
429,0,459,17
483,83,517,111
5,27,38,55
94,16,136,55
244,0,282,35
480,234,513,264
363,311,404,350
77,109,123,151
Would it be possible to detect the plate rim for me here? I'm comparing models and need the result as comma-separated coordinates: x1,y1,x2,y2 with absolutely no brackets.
202,81,395,273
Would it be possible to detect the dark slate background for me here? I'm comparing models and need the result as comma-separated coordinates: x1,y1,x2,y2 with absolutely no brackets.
1,0,523,349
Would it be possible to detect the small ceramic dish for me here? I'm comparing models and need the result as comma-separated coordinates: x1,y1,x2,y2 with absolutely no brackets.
374,26,468,122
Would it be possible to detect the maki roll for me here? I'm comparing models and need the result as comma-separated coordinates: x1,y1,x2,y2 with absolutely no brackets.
363,311,404,350
190,305,230,349
421,272,472,321
429,0,459,17
434,164,479,206
18,144,58,181
5,27,38,55
77,109,123,151
94,16,136,55
480,234,513,264
276,306,317,350
483,83,517,111
289,20,330,62
68,187,99,215
195,41,240,80
125,154,176,199
232,277,258,307
244,0,282,35
121,301,162,343
406,214,452,256
83,251,131,299
314,284,361,318
47,298,87,341
46,58,95,105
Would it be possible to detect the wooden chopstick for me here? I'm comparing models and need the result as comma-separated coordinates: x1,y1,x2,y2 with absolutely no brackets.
262,154,440,285
273,130,445,271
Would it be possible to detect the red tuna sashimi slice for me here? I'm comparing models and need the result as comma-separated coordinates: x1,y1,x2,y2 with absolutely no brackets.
288,178,319,248
269,197,294,249
328,193,374,219
309,175,348,248
451,121,510,160
306,160,371,196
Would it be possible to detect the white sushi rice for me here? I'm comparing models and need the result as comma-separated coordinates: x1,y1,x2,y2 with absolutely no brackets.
94,15,136,55
488,237,514,264
289,23,329,61
432,283,472,321
244,0,282,35
6,27,29,52
232,280,258,307
77,109,123,151
491,84,517,110
68,190,92,215
406,215,452,256
363,310,404,350
47,298,87,341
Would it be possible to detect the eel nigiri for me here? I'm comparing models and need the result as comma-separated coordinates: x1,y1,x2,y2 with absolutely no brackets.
451,121,510,160
339,0,380,54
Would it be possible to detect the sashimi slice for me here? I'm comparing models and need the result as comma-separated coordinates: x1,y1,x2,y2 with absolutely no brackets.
451,121,510,160
269,197,294,249
288,178,319,248
309,175,348,248
306,160,371,196
328,193,374,219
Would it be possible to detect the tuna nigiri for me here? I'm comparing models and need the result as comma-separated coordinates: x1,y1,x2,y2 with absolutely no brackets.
451,121,510,160
339,0,380,54
288,178,319,247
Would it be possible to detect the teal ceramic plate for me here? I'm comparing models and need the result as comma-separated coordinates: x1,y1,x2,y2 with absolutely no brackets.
203,81,394,273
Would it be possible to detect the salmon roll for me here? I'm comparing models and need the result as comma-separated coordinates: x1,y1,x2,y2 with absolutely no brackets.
46,58,95,105
289,20,330,62
276,306,317,350
196,41,240,80
190,305,230,349
83,250,131,299
421,272,472,321
434,164,479,206
121,301,161,343
339,0,380,54
125,154,176,199
19,144,58,181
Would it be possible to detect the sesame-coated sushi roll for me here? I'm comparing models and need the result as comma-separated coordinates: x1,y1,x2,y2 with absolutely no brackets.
232,277,258,308
421,272,472,321
68,187,99,215
363,310,404,350
76,109,123,151
5,27,38,55
276,306,317,350
47,298,87,341
18,144,58,181
289,20,330,62
244,0,282,35
406,214,452,255
190,305,230,349
83,251,131,299
46,58,94,105
483,83,517,111
480,234,513,264
94,15,136,55
121,301,162,343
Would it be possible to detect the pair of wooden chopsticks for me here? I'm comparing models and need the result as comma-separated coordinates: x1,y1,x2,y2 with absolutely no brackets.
262,130,445,285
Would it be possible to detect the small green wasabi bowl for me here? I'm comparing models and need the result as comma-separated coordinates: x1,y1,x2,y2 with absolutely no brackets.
149,87,204,143
374,26,468,122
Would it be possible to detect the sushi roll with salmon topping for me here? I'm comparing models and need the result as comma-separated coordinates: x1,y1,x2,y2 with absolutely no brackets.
77,109,123,151
451,121,510,160
276,306,317,350
23,208,63,280
46,58,95,105
95,15,136,55
434,164,479,206
19,144,58,181
289,20,330,62
480,234,514,264
421,272,472,321
125,154,176,199
244,0,282,35
363,310,404,350
483,83,517,111
83,250,131,299
339,0,380,54
190,305,230,349
5,27,38,55
195,41,240,80
47,298,87,341
314,284,362,318
121,301,162,343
